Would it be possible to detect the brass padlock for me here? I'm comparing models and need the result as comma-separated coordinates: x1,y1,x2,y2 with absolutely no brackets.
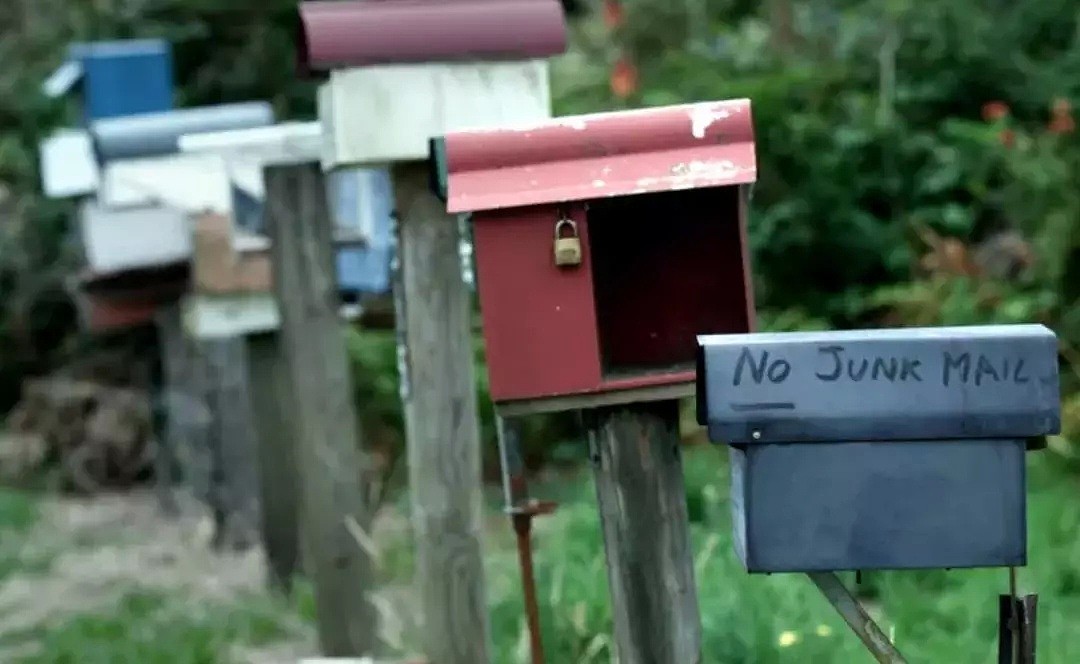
553,218,583,267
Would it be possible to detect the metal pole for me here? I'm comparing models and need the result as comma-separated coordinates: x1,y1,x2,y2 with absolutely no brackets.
807,572,907,664
496,416,555,664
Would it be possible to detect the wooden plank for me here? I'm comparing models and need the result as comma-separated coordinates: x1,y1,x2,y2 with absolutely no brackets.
246,331,301,592
202,335,262,551
586,400,701,664
265,162,378,656
392,162,491,663
496,382,695,417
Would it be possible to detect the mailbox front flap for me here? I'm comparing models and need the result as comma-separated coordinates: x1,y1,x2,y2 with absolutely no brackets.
696,324,1061,444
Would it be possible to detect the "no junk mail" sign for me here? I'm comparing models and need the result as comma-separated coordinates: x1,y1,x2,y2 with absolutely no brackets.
696,324,1061,444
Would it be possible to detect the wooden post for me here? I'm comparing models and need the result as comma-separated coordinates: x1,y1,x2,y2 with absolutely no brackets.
245,331,300,592
392,162,491,663
265,162,378,656
586,400,702,664
202,335,262,551
153,303,185,515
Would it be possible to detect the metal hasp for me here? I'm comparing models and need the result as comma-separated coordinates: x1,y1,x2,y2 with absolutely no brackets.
696,324,1061,659
437,99,758,417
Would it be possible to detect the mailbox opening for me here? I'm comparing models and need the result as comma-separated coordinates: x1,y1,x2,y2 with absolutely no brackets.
588,186,751,379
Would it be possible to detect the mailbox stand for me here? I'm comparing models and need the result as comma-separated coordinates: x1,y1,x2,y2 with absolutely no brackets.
438,98,760,663
697,324,1060,661
297,2,568,660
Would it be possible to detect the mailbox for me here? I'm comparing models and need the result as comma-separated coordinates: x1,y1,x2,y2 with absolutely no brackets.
42,39,174,123
436,99,758,415
695,324,1061,573
297,0,566,169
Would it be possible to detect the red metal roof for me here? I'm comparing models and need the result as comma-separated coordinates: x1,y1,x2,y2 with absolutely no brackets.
297,0,567,72
443,99,757,214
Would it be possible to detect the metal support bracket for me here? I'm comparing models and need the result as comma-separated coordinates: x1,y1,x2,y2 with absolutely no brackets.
808,572,908,663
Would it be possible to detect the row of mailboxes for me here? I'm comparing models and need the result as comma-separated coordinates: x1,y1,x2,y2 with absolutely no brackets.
431,98,1062,574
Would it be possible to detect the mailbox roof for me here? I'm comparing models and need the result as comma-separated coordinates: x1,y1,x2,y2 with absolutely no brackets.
441,98,756,214
297,0,567,72
92,102,275,161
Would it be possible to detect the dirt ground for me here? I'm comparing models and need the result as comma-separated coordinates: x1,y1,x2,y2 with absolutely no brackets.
0,489,319,663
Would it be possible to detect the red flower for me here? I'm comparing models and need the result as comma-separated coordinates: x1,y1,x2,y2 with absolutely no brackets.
1049,97,1074,134
603,0,625,28
610,56,638,99
1049,115,1075,134
982,101,1010,122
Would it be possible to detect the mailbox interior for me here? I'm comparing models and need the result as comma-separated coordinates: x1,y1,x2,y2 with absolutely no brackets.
588,185,752,379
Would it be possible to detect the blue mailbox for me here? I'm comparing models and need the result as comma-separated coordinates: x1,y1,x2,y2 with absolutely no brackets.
43,39,173,122
695,324,1061,573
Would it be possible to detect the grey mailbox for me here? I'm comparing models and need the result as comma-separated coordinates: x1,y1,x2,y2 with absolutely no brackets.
695,324,1061,574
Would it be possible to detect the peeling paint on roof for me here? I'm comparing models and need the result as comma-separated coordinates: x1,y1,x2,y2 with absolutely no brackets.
442,99,756,213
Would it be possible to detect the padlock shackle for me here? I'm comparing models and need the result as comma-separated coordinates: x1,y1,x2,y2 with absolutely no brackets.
554,218,578,240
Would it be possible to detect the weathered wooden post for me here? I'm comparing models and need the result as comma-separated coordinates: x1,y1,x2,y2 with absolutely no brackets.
296,2,568,660
695,324,1061,662
83,101,276,536
39,38,183,514
435,99,760,663
179,121,394,594
263,162,378,655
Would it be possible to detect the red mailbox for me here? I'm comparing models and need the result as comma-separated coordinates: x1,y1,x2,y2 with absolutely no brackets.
437,99,758,415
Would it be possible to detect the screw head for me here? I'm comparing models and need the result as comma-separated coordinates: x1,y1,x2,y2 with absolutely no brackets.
752,431,761,440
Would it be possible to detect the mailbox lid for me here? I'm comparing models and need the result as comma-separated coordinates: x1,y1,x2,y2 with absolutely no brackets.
697,324,1061,444
731,438,1027,573
92,102,275,161
441,99,756,214
297,0,567,71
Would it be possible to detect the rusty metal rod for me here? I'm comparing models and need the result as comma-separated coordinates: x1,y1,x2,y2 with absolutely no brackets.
808,572,907,664
496,416,550,664
513,512,546,664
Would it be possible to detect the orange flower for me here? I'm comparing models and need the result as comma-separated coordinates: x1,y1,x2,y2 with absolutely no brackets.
1049,115,1075,134
602,0,625,28
1049,97,1074,134
610,56,638,99
982,101,1010,122
999,128,1015,148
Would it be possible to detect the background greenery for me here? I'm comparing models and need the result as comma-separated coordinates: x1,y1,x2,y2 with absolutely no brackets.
1,0,1079,661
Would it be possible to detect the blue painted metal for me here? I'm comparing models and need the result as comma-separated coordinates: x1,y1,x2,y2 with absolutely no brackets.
333,167,394,295
696,324,1060,444
45,39,174,122
92,102,275,161
695,324,1062,574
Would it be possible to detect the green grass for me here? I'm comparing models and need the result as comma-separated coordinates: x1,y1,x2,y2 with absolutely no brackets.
4,590,293,664
0,486,40,583
478,446,1080,663
5,447,1080,662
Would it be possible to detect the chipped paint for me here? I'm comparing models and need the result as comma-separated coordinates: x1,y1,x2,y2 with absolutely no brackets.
443,98,755,213
690,105,731,139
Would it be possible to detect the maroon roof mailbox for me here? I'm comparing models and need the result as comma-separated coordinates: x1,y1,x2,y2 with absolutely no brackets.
438,99,758,415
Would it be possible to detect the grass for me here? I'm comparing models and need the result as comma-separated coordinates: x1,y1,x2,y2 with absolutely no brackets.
3,590,294,664
477,445,1080,663
4,446,1080,662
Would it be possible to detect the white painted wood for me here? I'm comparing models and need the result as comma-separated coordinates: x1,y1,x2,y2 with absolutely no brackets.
99,153,233,215
78,202,192,274
182,293,364,339
182,293,281,339
179,122,323,200
39,129,99,199
319,59,552,169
